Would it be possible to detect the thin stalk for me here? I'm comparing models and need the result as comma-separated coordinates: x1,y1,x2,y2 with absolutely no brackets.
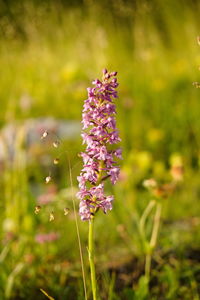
145,202,162,280
145,253,151,281
108,272,116,300
68,156,88,300
88,218,97,300
139,200,156,239
150,203,162,249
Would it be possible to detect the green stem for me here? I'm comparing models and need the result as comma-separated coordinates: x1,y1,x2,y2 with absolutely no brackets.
145,202,162,280
88,218,97,300
139,200,156,240
150,203,162,249
87,160,104,300
68,156,88,300
145,253,151,281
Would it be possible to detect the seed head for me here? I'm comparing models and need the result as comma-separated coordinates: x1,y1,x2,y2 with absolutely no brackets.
53,158,60,165
49,212,55,222
64,207,70,216
53,140,60,148
45,175,51,184
41,131,48,139
34,205,41,214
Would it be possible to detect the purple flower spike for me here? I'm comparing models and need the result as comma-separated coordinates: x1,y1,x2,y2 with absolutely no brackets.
77,69,122,221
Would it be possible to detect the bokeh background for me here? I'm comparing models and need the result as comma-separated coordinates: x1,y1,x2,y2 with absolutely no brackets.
0,0,200,299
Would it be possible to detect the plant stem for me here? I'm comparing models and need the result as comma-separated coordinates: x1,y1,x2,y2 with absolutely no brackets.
88,161,103,300
150,203,162,249
139,200,156,239
88,218,97,300
145,253,151,281
68,156,88,300
145,202,162,280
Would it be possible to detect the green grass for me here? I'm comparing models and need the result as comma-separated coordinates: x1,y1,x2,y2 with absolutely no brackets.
0,1,200,299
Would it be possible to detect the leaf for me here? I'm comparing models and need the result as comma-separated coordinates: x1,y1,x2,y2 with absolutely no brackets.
134,275,149,300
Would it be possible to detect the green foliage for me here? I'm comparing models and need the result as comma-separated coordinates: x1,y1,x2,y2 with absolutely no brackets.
0,1,200,299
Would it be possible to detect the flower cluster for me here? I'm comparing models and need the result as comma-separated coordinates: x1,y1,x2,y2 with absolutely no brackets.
77,69,122,220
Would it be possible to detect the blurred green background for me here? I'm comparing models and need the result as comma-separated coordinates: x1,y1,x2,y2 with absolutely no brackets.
0,0,200,299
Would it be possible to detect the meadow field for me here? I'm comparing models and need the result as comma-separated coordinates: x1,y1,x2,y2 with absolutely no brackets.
0,1,200,299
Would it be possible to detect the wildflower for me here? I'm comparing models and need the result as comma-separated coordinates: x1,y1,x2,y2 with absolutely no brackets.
77,69,122,220
170,164,184,182
152,183,175,198
169,153,184,182
143,178,175,198
143,178,157,189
